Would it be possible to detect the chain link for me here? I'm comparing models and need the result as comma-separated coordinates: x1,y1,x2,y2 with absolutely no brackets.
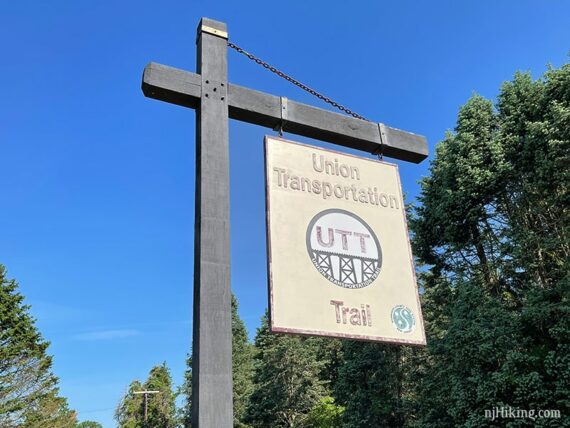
227,41,368,121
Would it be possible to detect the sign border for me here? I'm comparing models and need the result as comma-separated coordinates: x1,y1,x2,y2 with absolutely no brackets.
264,135,426,346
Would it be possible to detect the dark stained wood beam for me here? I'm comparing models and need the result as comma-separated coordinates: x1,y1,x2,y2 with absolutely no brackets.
142,62,428,163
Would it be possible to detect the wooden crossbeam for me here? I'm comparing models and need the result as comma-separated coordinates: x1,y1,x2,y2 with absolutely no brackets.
142,62,428,163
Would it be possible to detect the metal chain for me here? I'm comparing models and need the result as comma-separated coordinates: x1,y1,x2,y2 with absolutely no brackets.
227,41,369,121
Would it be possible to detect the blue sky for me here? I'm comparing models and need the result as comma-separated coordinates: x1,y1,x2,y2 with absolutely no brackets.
1,1,569,426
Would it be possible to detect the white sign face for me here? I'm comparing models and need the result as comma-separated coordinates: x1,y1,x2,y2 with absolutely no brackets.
265,136,426,345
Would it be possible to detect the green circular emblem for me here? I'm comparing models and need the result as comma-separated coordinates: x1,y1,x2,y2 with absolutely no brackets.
391,305,415,333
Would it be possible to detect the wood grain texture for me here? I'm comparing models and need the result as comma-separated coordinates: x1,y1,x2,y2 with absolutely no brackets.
191,18,233,428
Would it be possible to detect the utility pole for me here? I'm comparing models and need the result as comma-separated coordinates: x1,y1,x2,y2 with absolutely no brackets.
133,390,160,426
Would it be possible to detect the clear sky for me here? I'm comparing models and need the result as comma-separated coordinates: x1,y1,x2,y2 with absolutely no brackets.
1,1,569,426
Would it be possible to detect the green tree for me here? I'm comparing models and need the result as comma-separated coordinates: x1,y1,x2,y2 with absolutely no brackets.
180,354,192,428
410,280,522,427
0,265,77,427
304,396,344,428
407,95,517,426
244,313,326,428
314,338,343,394
145,363,178,428
492,65,570,425
231,294,255,428
115,380,144,428
408,62,570,427
115,363,177,428
412,95,508,296
334,342,406,428
76,421,103,428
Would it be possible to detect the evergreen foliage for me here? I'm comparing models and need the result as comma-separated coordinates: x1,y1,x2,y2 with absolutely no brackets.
334,342,406,427
407,62,570,427
231,294,255,428
244,313,327,428
0,265,77,427
180,354,192,428
115,380,144,428
75,421,103,428
115,363,177,428
304,396,345,428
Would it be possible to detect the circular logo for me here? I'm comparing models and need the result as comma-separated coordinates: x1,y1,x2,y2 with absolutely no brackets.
391,305,415,333
306,209,382,289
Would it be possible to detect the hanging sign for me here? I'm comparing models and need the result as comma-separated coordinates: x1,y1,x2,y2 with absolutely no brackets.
265,136,426,345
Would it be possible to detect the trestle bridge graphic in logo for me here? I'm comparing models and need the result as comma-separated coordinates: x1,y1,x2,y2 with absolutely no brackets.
306,209,382,289
391,305,415,333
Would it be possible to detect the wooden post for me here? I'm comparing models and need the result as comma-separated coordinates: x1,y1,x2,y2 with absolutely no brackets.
192,18,233,427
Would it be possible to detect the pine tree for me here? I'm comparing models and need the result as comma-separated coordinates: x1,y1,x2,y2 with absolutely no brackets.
180,354,192,428
231,294,255,428
334,342,405,428
0,265,76,427
407,94,516,426
412,95,508,296
76,421,103,428
492,64,570,424
115,380,144,428
304,396,344,428
244,313,326,428
408,61,570,427
145,363,178,428
115,363,177,428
